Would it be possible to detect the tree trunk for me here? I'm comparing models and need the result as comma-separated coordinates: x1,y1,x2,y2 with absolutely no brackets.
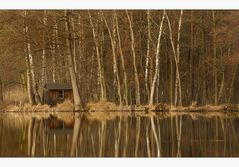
65,10,83,111
54,18,61,82
126,10,141,105
175,10,183,106
88,11,107,101
71,16,78,73
145,10,151,102
24,10,36,105
115,11,128,106
228,64,237,103
51,33,56,83
189,11,194,103
25,56,35,105
201,12,207,105
28,42,41,104
102,12,122,105
0,77,3,102
218,48,225,103
65,10,83,157
149,10,166,105
212,11,218,105
166,11,183,106
42,10,47,87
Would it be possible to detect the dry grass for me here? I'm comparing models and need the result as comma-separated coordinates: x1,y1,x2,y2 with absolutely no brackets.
86,100,152,112
55,100,74,112
1,99,74,113
63,105,239,121
2,96,239,123
3,88,28,105
5,103,52,112
1,102,239,125
86,100,119,111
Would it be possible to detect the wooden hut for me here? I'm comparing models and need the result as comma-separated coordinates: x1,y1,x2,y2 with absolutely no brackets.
43,83,73,106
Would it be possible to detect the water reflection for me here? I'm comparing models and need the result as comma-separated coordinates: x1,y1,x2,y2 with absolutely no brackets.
0,112,239,157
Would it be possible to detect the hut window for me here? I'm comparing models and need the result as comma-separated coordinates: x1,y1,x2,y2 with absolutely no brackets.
58,90,64,99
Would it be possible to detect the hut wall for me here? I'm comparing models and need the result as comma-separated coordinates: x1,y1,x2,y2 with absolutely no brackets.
47,89,73,105
64,90,74,101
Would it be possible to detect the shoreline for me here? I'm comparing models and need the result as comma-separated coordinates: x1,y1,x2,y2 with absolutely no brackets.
1,103,239,112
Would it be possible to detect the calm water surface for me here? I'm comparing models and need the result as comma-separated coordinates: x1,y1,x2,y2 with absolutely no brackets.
0,111,239,157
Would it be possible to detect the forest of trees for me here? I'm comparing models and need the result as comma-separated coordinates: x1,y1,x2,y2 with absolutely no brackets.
0,10,239,107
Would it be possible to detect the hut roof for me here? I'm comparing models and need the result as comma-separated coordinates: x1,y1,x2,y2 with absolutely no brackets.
44,83,72,90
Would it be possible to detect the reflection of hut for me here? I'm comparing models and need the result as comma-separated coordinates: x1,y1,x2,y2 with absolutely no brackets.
44,114,74,129
43,83,73,106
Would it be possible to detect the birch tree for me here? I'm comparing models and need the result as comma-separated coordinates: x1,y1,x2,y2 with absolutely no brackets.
115,11,129,105
24,10,38,104
1,10,239,107
149,10,166,105
41,10,47,86
145,10,152,101
102,12,122,105
166,10,183,106
65,10,84,157
0,77,3,102
88,11,107,101
126,10,141,105
64,10,83,111
212,10,218,105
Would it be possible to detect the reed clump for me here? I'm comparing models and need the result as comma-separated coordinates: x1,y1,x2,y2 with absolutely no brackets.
55,100,74,112
86,100,119,111
5,103,51,112
3,88,28,106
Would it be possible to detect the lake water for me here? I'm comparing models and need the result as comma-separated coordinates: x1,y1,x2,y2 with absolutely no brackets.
0,111,239,157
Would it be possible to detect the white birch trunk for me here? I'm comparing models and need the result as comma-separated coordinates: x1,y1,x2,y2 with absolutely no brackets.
65,11,83,157
71,16,77,73
228,64,237,103
166,11,183,106
51,40,56,83
24,10,37,104
126,10,141,105
149,10,166,105
54,19,61,82
213,11,218,105
145,10,151,101
25,44,35,105
41,10,47,86
27,38,41,103
102,12,122,105
0,78,3,102
115,11,128,105
176,10,183,106
65,10,82,111
88,11,107,100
